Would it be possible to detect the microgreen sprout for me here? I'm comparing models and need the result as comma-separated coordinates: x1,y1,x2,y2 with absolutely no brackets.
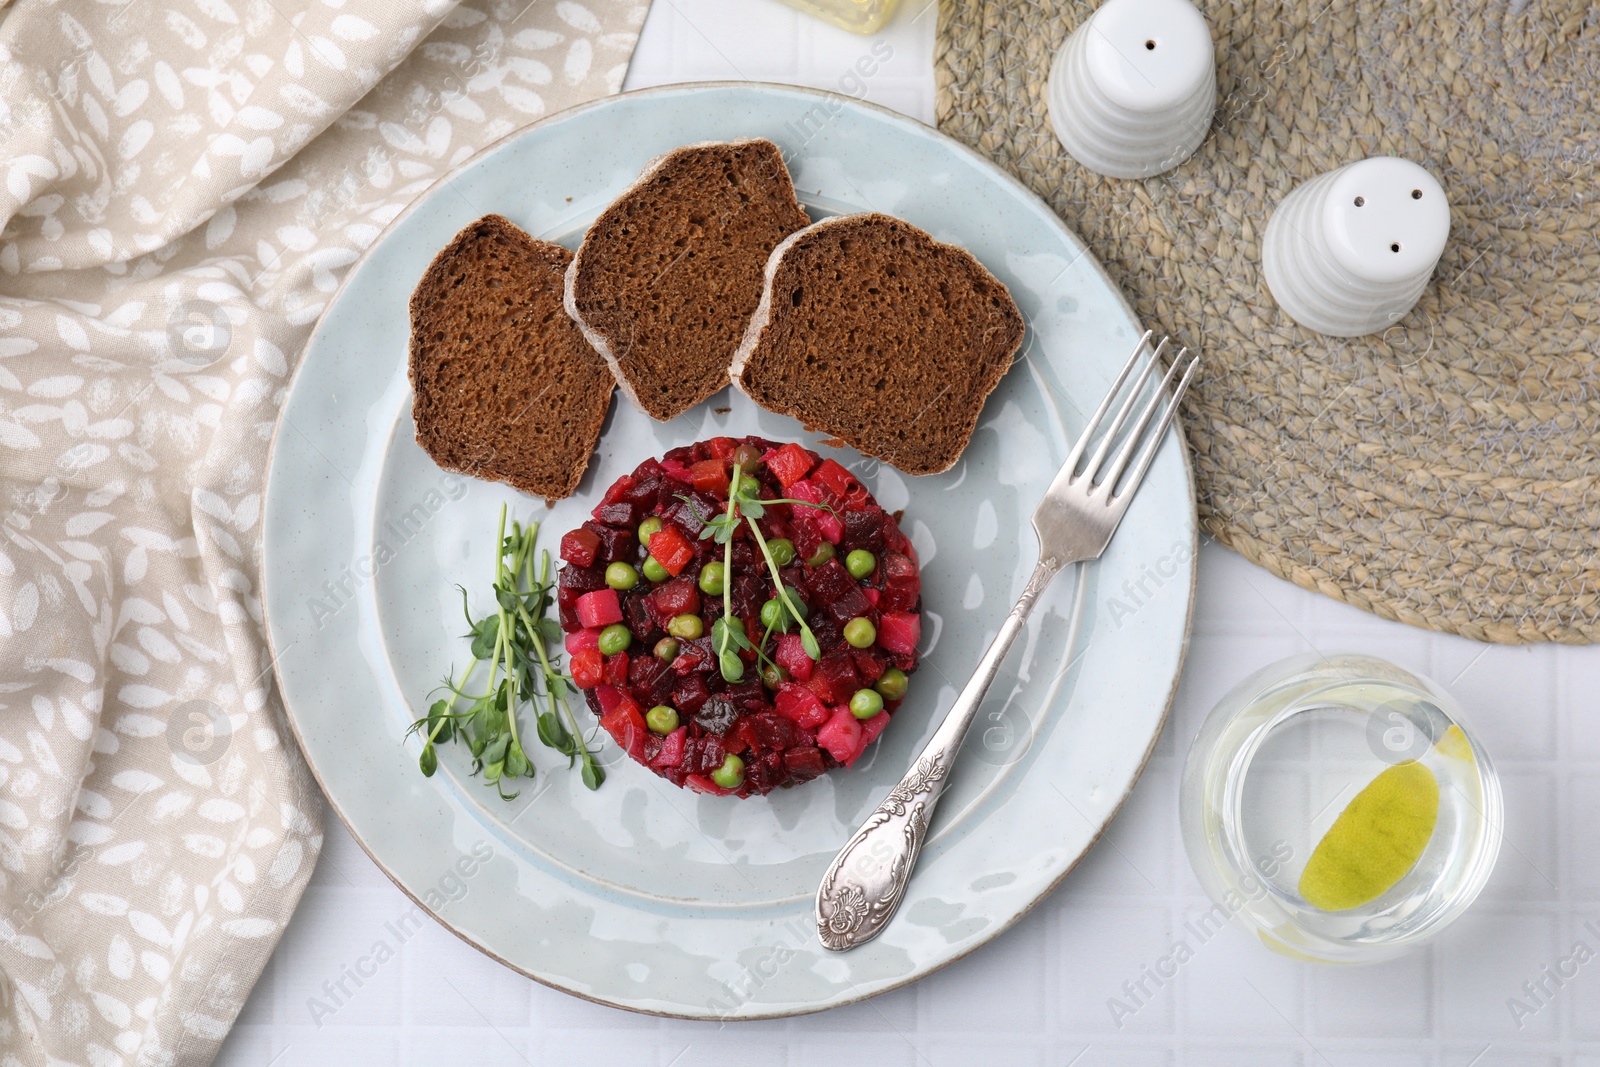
407,505,605,797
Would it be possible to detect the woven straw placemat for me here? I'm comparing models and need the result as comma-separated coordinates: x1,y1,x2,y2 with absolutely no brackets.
937,0,1600,643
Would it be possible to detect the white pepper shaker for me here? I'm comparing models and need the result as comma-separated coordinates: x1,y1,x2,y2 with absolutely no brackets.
1262,157,1451,337
1046,0,1217,180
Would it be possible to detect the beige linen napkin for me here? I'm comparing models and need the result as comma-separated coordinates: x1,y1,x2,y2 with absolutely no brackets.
0,0,648,1062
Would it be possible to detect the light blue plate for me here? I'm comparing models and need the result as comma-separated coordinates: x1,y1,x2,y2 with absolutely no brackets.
261,83,1196,1018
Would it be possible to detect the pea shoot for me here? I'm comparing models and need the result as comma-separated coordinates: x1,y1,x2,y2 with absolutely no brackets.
680,462,833,683
407,505,606,797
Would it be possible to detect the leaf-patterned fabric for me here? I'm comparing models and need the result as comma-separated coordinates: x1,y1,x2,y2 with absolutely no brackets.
0,1,647,1062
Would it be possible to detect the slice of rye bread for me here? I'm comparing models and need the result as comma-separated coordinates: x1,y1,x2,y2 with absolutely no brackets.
730,213,1026,476
409,214,614,504
563,138,811,421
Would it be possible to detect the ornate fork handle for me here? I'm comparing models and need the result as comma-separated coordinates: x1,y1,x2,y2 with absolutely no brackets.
816,556,1066,951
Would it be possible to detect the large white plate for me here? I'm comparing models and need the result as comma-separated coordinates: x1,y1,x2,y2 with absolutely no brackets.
261,83,1196,1019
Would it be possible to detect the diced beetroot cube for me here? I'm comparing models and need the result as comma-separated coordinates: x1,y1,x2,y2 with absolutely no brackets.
689,458,728,496
806,558,856,605
883,550,918,586
686,773,735,796
745,749,786,795
880,583,920,613
762,443,814,488
626,594,656,636
847,708,891,767
600,697,647,762
774,634,814,683
792,519,822,563
647,523,694,577
594,685,626,717
589,522,636,565
570,648,604,689
600,473,635,507
650,726,687,768
559,528,601,568
558,601,579,631
747,710,803,750
809,614,845,655
842,506,887,552
672,673,711,715
811,459,870,506
603,651,629,687
728,716,757,755
877,612,921,655
783,745,827,782
593,500,640,527
671,637,711,674
629,655,674,706
643,733,663,764
662,492,716,537
863,587,880,607
575,588,623,628
726,678,767,711
817,706,862,763
775,683,829,729
819,653,860,701
684,733,726,776
694,694,739,736
789,480,844,543
558,563,607,595
652,577,700,618
661,458,694,484
565,628,601,657
804,671,836,705
827,584,873,624
852,647,887,683
621,474,665,512
707,437,737,463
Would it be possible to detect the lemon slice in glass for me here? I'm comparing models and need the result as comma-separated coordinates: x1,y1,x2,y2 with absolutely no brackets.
1299,760,1440,912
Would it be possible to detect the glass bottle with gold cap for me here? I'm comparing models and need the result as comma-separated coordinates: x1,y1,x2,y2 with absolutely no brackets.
778,0,899,34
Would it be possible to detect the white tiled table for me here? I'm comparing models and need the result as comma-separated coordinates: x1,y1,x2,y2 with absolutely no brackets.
218,2,1600,1063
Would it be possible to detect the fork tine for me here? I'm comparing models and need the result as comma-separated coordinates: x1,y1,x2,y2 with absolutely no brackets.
1082,335,1170,484
1062,330,1153,479
1106,351,1199,502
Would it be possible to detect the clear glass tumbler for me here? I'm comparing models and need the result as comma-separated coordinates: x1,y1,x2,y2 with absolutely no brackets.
1179,653,1502,964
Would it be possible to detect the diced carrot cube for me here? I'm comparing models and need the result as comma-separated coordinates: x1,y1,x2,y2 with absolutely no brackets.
647,523,694,576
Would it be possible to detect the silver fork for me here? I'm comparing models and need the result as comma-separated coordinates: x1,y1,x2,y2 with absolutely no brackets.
815,331,1199,951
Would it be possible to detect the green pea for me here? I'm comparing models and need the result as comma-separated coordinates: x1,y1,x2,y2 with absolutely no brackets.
760,598,789,633
641,555,669,583
637,516,663,547
760,662,788,689
849,688,884,719
597,623,632,656
654,637,680,663
646,705,679,735
605,561,639,590
843,617,877,649
805,541,836,567
711,752,746,789
768,538,796,566
698,561,726,595
845,549,877,579
874,667,908,701
667,614,704,640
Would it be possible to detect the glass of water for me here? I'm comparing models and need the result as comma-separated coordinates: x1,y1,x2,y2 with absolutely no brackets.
1179,653,1502,964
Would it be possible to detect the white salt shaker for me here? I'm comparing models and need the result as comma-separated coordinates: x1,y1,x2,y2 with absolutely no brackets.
1262,157,1451,337
1046,0,1217,179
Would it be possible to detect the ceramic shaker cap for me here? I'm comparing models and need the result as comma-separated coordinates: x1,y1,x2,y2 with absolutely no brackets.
1046,0,1217,180
1262,157,1451,337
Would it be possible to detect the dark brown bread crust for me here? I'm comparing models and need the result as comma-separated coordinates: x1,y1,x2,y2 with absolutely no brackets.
731,213,1025,476
409,214,613,504
565,139,810,421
